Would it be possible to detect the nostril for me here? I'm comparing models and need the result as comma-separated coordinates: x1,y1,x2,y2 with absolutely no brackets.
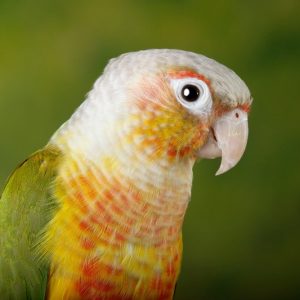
235,112,239,118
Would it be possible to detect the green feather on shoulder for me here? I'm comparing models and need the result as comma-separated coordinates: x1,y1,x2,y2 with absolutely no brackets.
0,146,61,300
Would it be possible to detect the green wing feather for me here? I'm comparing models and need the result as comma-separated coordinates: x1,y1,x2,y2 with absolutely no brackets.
0,146,61,300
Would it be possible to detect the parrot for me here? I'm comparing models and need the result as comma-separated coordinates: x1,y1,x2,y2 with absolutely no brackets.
0,49,252,300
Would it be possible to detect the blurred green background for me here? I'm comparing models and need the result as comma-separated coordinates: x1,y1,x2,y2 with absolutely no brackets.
0,0,299,299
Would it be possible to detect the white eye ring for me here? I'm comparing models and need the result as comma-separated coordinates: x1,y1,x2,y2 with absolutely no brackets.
170,77,213,116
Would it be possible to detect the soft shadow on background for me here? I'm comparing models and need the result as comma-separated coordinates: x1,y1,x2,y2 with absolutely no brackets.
0,0,299,299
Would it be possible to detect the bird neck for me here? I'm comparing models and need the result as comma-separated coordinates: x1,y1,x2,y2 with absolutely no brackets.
52,148,193,246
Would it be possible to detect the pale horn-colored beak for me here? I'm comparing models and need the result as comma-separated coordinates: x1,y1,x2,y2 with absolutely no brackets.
198,108,249,175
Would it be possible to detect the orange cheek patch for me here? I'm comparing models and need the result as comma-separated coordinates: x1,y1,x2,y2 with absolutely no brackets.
127,104,206,161
165,122,207,159
125,73,209,162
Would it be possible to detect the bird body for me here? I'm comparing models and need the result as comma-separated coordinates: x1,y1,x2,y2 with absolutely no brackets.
0,49,252,299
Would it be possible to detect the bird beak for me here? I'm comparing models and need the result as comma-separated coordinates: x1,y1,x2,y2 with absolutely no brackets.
198,108,249,175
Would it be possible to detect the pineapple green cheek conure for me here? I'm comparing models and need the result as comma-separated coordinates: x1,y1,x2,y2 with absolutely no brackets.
0,49,252,300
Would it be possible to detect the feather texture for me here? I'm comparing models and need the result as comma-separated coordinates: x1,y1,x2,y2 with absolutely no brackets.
0,147,61,299
0,49,252,299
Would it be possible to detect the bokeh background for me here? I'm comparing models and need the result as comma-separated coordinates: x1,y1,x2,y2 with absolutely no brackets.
0,0,299,299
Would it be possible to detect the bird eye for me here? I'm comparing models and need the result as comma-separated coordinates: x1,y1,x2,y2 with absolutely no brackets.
170,77,213,116
181,84,200,102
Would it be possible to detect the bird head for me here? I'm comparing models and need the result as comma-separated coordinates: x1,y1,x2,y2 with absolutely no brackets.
53,49,252,176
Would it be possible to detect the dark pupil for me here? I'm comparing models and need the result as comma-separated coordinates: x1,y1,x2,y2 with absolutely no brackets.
181,84,200,102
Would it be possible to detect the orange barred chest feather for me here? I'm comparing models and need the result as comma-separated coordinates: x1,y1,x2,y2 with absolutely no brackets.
44,157,187,300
